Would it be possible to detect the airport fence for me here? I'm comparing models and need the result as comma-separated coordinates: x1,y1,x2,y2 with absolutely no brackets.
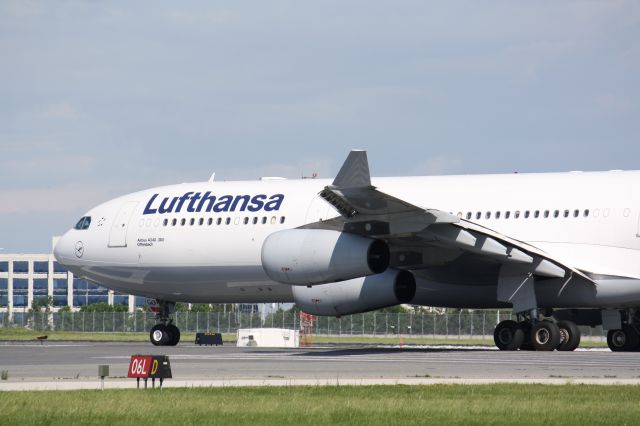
0,310,607,341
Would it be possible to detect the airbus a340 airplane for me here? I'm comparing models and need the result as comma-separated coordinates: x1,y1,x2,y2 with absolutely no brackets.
54,151,640,351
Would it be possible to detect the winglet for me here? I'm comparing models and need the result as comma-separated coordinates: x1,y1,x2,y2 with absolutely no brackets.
332,150,371,189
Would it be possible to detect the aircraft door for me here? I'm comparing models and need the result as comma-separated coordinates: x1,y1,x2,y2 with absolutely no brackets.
108,201,139,247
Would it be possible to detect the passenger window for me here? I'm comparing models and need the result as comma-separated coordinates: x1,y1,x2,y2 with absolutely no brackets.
199,218,204,226
524,211,530,219
485,212,491,219
253,217,258,225
476,212,481,220
280,216,286,224
181,218,186,226
243,217,249,225
172,218,177,226
217,218,222,225
271,216,276,224
544,210,549,218
495,211,501,219
163,219,168,227
515,211,520,219
226,217,231,225
563,210,569,218
534,210,540,218
208,218,213,225
457,212,462,218
554,210,559,218
573,209,579,218
262,217,267,224
466,212,472,220
190,218,195,226
583,209,589,217
505,211,511,219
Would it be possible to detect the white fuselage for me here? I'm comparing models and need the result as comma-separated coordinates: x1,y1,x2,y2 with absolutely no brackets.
54,171,640,307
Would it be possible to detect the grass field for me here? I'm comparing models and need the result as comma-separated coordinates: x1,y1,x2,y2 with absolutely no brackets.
0,385,638,425
0,328,233,343
0,327,609,347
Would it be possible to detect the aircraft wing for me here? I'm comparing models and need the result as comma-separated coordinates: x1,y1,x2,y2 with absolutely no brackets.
301,150,595,284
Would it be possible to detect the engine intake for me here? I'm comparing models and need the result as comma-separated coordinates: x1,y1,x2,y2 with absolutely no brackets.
292,269,416,316
261,229,389,286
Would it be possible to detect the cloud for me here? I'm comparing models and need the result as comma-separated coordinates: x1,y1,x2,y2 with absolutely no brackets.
0,184,116,215
0,155,97,189
221,157,335,181
411,156,465,176
42,101,79,119
593,93,634,113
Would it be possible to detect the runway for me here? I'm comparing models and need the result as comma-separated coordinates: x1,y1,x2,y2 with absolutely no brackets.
1,342,639,390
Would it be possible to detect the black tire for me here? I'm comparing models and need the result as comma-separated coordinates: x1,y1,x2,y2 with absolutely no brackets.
167,324,181,346
556,320,581,351
494,320,525,351
531,321,561,351
607,326,640,352
150,324,170,346
518,322,534,351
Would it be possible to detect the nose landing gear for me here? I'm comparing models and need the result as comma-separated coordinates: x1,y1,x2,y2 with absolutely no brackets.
149,300,181,346
150,323,181,346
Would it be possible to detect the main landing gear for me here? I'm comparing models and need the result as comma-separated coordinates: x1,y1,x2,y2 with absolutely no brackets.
606,310,640,352
494,311,581,352
149,300,181,346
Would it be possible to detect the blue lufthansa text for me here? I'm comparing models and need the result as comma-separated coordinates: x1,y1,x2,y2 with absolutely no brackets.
143,192,285,215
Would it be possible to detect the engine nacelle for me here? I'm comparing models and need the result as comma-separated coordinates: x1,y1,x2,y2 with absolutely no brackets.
261,229,389,285
292,269,416,316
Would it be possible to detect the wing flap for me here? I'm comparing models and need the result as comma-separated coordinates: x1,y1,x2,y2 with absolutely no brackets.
304,150,595,284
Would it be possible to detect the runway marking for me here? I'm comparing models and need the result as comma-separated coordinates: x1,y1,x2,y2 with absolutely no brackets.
0,344,92,348
92,352,640,369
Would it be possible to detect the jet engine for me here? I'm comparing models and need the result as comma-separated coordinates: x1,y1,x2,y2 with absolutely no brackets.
292,269,416,316
261,229,389,286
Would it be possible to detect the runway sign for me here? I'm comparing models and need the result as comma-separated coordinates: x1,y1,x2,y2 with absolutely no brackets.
127,355,172,379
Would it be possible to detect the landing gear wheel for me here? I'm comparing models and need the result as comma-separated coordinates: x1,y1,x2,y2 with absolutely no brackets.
494,320,525,351
518,322,534,351
167,324,181,346
556,320,581,351
531,321,561,351
607,325,640,352
150,324,171,346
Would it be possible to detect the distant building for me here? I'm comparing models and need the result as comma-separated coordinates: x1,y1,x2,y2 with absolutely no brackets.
0,240,292,320
0,239,139,318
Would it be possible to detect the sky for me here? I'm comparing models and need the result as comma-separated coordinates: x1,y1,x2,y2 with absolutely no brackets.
1,0,639,252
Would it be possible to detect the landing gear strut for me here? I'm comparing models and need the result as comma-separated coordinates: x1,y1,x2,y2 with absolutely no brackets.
149,300,180,346
494,310,581,352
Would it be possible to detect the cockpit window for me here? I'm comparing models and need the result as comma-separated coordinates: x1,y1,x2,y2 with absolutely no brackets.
74,216,91,230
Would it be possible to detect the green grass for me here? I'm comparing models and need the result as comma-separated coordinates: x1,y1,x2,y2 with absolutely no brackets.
0,385,638,425
0,328,234,343
0,328,609,347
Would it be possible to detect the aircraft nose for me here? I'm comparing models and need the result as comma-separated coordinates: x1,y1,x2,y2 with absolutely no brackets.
53,232,74,264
